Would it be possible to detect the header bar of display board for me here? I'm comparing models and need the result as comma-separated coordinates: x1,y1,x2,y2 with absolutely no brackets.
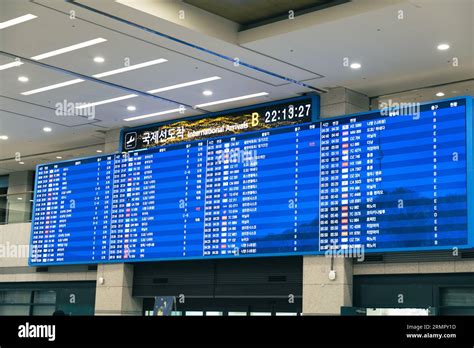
119,95,320,151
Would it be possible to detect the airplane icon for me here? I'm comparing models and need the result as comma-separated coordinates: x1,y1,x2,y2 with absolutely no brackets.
124,132,137,150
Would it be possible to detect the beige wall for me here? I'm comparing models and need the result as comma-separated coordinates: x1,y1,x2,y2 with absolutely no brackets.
95,264,142,316
354,260,474,275
320,87,370,118
303,257,353,315
0,223,96,283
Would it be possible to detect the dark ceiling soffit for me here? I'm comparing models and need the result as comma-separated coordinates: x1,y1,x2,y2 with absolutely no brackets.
65,0,326,94
243,0,351,30
205,0,352,31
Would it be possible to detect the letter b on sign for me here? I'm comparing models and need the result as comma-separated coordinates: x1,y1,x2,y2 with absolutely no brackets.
251,112,259,127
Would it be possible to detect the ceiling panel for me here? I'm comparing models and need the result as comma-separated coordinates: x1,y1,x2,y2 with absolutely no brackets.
240,0,474,96
0,96,99,127
0,109,104,159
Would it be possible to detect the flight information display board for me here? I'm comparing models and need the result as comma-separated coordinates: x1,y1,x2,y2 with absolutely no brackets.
318,98,471,252
30,123,320,264
29,97,473,265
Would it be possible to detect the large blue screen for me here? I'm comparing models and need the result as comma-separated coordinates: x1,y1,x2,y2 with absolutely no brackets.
30,123,320,264
29,97,473,265
318,98,471,253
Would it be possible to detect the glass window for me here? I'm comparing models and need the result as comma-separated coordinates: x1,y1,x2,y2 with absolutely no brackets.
0,175,8,188
185,311,204,316
33,291,56,304
0,290,57,316
0,290,31,304
205,311,223,316
0,187,7,225
0,305,30,316
228,311,247,316
441,287,474,306
6,192,33,224
32,305,56,316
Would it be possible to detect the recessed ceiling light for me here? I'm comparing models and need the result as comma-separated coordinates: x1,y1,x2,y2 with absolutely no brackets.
2,34,102,74
75,77,222,109
92,58,167,78
0,61,24,71
124,108,183,122
94,56,105,63
127,105,137,111
0,135,8,140
203,90,213,96
19,161,25,165
31,38,107,60
75,94,137,109
17,197,23,200
96,150,103,153
437,43,450,51
18,76,29,82
43,127,52,132
147,76,221,94
21,79,84,96
0,14,37,30
56,156,62,159
350,63,361,69
22,59,166,95
22,72,217,100
195,92,269,108
0,38,104,72
436,92,445,97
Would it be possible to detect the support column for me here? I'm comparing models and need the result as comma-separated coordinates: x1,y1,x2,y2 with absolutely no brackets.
94,263,142,315
303,257,353,315
320,87,370,118
104,128,121,153
302,87,369,315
